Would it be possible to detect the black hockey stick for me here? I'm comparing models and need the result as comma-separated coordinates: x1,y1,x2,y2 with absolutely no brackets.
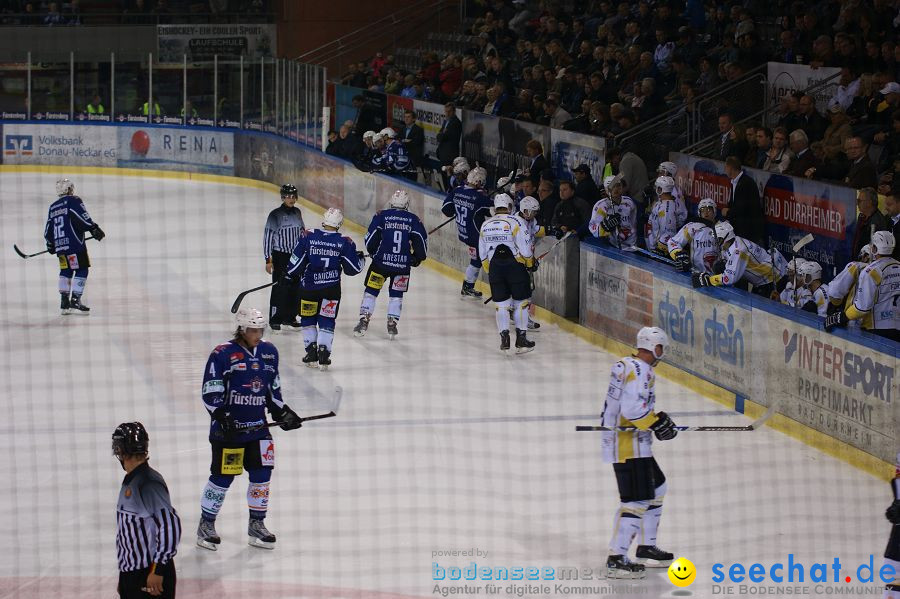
483,231,574,304
575,401,778,432
230,281,276,313
14,235,95,259
622,245,676,267
428,216,454,235
248,386,344,431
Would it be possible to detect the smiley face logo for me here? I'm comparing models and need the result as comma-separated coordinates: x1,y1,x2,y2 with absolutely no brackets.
668,558,696,587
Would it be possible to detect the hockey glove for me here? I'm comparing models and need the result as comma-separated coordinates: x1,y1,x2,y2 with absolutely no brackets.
649,411,678,441
527,259,539,273
674,251,691,272
212,408,238,438
800,300,818,314
411,255,424,267
691,272,712,288
279,272,298,286
600,213,621,233
356,251,366,260
547,226,565,240
886,499,900,524
823,310,848,332
90,225,106,241
46,241,55,254
274,405,302,431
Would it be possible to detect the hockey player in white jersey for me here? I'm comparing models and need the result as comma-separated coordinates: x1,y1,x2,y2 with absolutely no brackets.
824,244,874,314
779,258,813,307
513,195,545,331
692,221,787,295
667,198,719,273
601,327,678,579
645,176,680,254
656,162,687,227
479,193,537,354
795,260,829,316
588,174,638,248
882,452,900,599
825,231,899,341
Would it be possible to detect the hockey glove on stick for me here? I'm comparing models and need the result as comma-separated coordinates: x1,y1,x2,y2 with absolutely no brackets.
691,272,712,288
674,251,691,272
887,500,900,524
527,259,539,273
823,310,848,332
46,241,55,254
89,225,106,241
649,411,678,440
600,213,620,233
212,408,238,438
273,405,302,431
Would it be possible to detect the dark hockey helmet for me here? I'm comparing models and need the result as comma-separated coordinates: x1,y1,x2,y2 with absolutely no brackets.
280,183,298,198
112,422,149,457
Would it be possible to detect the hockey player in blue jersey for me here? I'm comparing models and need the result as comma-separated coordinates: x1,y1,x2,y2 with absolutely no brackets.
380,127,415,178
284,207,364,370
352,190,428,339
197,307,302,552
441,166,493,298
43,178,105,314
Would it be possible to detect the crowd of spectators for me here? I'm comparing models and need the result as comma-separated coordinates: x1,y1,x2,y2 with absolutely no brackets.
0,0,271,25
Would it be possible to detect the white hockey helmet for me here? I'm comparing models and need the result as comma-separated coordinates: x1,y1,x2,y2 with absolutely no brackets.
380,127,397,140
235,307,267,330
467,167,487,188
697,197,716,214
493,192,514,211
603,173,624,195
452,158,471,176
657,161,677,177
655,175,675,195
389,189,410,210
519,195,540,216
871,230,896,256
858,243,875,262
715,220,735,245
322,207,344,230
363,130,375,141
797,260,822,284
56,178,75,196
636,326,669,360
372,132,385,146
788,256,807,275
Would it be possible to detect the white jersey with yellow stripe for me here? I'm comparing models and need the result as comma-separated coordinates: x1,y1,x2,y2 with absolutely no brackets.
667,221,719,273
711,236,787,288
848,256,900,330
824,260,865,305
588,196,638,248
672,185,688,227
511,213,543,251
779,281,812,307
646,198,680,252
478,213,533,265
600,356,658,464
809,285,829,317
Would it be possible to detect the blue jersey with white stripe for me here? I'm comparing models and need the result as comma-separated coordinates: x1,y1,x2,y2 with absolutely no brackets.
285,228,363,289
441,185,492,247
365,208,428,271
44,194,97,254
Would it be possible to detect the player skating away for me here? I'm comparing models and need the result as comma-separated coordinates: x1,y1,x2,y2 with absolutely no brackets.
601,327,678,579
512,195,545,331
284,208,364,369
588,174,638,248
353,190,428,339
826,231,900,341
264,184,305,331
442,166,493,298
667,198,719,273
883,452,900,599
43,178,105,314
645,176,680,254
478,193,536,354
692,221,787,296
197,308,302,551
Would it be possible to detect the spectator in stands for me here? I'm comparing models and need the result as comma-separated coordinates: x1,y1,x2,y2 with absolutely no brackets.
573,164,599,203
66,0,82,25
828,67,861,112
797,93,827,144
850,187,891,257
764,127,793,174
716,111,736,160
722,156,765,247
436,102,461,188
535,179,560,229
551,180,592,236
753,126,772,169
773,29,797,64
399,110,424,175
808,35,834,69
439,55,462,99
544,97,572,129
43,1,63,25
695,56,719,95
842,136,878,189
776,92,803,135
885,188,900,259
325,130,340,155
525,139,549,186
820,105,853,161
85,94,104,115
400,75,418,98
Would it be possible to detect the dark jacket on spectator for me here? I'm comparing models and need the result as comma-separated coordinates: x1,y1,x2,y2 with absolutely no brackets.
798,110,828,144
728,170,766,247
400,122,426,167
843,155,878,189
551,195,592,233
851,209,892,258
436,114,462,166
892,216,900,260
537,193,561,229
575,177,600,204
785,147,818,177
528,154,549,185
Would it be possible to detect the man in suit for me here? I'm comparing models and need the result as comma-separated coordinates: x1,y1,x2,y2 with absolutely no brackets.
525,139,549,186
400,109,425,181
573,164,599,203
717,112,735,161
722,156,766,247
886,187,900,259
842,137,877,189
436,102,462,189
851,187,892,258
796,93,827,144
785,129,817,177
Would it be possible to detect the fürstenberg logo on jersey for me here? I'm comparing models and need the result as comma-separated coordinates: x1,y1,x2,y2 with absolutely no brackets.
431,559,649,597
710,554,895,595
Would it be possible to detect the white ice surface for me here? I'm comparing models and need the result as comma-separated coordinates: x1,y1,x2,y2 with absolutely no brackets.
0,172,889,599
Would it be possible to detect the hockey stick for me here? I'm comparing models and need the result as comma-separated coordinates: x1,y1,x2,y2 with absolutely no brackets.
428,216,454,235
230,281,276,313
14,235,95,259
623,245,676,267
250,386,344,430
575,400,778,432
483,231,574,304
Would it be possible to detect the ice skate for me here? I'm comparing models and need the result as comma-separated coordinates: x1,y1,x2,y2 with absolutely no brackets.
282,318,300,330
68,294,90,315
196,518,220,551
387,317,398,340
499,330,511,355
353,314,370,337
317,345,331,371
460,281,482,299
60,293,70,315
302,344,319,367
527,318,541,331
606,554,645,579
514,329,535,354
635,545,674,567
247,518,275,550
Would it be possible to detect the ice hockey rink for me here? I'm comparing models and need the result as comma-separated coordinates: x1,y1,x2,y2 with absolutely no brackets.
0,171,890,599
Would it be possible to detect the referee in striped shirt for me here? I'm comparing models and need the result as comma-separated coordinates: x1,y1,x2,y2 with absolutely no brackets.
113,423,181,598
264,184,306,330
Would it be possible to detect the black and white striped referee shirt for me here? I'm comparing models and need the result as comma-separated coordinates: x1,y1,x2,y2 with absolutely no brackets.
116,461,181,573
264,204,305,261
